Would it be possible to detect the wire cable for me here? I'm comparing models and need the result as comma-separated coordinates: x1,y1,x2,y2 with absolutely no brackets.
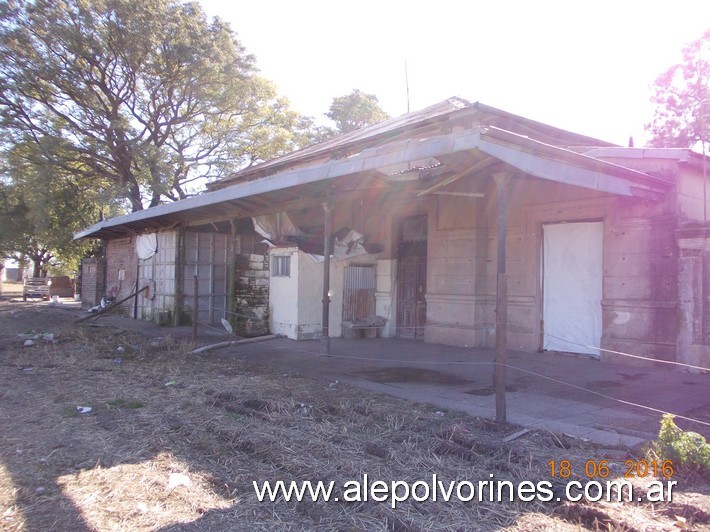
235,339,710,429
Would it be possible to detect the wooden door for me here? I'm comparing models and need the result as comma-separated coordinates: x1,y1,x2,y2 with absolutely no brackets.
397,240,427,339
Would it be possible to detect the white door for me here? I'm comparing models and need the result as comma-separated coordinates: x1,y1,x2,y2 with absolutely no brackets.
543,222,603,356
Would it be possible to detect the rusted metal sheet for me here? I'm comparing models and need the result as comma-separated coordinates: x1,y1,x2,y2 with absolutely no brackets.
343,265,376,322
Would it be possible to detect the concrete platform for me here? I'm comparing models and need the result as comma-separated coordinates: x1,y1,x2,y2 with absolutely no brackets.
234,337,710,448
72,309,710,449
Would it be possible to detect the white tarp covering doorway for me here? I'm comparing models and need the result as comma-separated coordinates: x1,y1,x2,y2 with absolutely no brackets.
543,222,603,356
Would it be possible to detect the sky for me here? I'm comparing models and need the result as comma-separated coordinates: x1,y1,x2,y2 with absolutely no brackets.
198,0,710,147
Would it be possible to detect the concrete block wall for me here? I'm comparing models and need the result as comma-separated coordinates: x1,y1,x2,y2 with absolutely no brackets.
676,224,710,372
234,252,270,336
419,174,681,364
601,211,678,363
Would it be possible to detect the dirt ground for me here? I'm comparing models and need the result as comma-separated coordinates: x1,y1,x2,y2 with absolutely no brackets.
1,284,709,531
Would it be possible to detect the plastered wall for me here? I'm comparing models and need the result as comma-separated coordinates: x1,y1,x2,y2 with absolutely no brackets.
423,174,679,363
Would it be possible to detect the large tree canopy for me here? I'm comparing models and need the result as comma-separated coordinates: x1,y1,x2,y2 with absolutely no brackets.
325,89,390,134
0,0,317,212
646,29,710,150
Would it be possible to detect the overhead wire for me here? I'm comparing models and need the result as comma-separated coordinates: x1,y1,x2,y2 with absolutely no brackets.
231,337,710,429
183,300,710,429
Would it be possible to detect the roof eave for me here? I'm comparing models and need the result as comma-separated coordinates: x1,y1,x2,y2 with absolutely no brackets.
76,127,668,240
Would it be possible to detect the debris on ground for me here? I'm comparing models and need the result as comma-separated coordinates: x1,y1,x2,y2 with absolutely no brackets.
0,300,707,531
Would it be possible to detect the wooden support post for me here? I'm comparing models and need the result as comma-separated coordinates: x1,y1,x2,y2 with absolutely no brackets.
321,201,332,354
494,173,510,423
227,219,238,322
192,274,198,344
495,273,508,422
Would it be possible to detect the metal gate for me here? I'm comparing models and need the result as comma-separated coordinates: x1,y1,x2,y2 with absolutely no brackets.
396,215,428,339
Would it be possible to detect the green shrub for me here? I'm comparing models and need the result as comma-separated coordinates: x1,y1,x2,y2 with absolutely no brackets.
652,414,710,473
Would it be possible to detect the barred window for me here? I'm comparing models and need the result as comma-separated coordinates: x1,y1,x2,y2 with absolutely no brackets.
272,255,291,277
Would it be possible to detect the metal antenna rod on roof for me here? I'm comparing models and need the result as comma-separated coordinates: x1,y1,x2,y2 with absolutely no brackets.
405,59,410,113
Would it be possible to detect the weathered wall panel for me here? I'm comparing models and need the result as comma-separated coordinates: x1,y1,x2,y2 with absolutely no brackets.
421,174,679,364
137,231,177,323
676,225,710,371
182,231,229,327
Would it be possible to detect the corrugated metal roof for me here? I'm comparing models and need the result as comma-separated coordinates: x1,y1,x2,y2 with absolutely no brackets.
209,98,618,190
75,121,670,240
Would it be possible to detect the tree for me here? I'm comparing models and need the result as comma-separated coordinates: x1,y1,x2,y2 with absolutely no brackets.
647,29,710,150
0,141,112,276
325,89,390,134
0,0,318,212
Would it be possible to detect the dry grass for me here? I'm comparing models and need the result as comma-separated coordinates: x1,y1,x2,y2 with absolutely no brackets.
0,299,708,531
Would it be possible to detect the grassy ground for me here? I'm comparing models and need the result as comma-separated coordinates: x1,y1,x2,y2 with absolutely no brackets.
0,298,708,530
0,281,23,298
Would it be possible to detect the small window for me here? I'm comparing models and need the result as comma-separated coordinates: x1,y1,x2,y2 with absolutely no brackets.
272,255,291,277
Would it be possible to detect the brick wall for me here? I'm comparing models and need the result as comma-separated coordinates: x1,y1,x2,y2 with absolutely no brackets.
80,258,105,308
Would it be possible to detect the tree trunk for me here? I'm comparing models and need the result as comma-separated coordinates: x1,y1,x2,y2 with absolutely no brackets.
128,182,143,212
30,249,51,277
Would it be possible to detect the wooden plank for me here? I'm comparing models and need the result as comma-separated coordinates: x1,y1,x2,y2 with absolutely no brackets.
416,156,496,196
502,428,530,443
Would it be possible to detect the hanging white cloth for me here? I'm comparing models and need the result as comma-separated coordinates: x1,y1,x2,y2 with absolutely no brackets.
136,233,158,260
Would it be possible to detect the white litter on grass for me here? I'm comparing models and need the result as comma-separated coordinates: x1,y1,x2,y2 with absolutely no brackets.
167,472,192,491
76,406,92,414
221,318,233,334
19,333,56,345
296,403,312,416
